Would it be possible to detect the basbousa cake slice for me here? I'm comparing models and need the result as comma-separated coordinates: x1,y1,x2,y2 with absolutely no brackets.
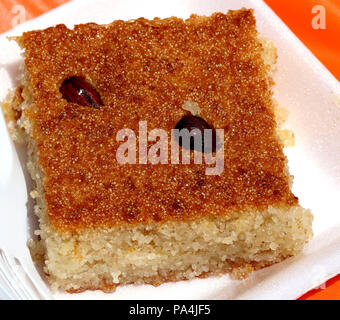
4,9,312,292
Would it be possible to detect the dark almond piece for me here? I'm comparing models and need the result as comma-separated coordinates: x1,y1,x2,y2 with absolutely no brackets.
60,76,103,109
175,115,218,153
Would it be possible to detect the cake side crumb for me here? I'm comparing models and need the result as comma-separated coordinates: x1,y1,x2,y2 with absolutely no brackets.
40,205,312,293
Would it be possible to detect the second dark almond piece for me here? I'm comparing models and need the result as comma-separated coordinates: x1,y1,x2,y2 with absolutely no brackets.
60,76,103,109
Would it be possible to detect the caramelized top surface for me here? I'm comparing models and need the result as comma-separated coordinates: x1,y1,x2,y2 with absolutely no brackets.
18,9,298,231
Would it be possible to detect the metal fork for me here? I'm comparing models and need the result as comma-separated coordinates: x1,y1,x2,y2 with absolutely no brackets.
0,107,53,300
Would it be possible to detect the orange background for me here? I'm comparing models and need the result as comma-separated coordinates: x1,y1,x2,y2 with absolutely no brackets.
0,0,339,300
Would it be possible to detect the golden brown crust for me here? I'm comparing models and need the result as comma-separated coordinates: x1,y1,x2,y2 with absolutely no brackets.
17,9,298,231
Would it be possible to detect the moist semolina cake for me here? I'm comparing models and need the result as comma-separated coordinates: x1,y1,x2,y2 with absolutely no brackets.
4,9,313,293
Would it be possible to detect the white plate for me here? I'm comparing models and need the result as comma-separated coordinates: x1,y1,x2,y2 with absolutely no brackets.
0,0,340,300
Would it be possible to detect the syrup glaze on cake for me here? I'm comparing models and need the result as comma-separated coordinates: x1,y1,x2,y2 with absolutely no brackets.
17,9,297,231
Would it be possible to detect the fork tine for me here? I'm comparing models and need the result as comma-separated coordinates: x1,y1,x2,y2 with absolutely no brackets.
1,250,35,299
0,251,28,299
0,263,22,299
1,249,52,300
0,277,15,300
7,255,40,300
1,252,32,299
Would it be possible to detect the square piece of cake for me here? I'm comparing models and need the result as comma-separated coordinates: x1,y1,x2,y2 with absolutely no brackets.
4,9,313,292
